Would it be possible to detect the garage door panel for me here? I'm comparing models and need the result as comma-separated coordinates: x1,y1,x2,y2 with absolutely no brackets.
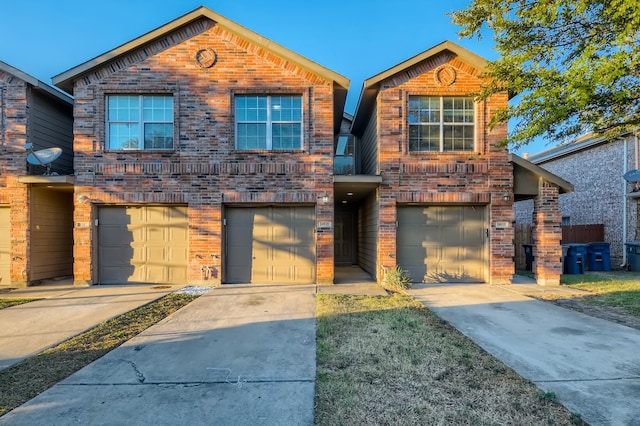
98,206,188,284
0,207,10,285
397,206,486,283
225,207,316,284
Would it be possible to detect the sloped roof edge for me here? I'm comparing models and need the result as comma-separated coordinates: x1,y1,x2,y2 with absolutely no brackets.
527,133,612,164
52,6,350,94
0,61,73,104
351,40,488,135
509,153,574,194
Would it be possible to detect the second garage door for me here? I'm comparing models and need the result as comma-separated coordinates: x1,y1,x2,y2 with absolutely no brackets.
397,205,487,283
225,206,316,284
98,206,188,284
0,207,10,286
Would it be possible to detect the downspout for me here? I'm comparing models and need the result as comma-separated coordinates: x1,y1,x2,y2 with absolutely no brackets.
621,137,628,267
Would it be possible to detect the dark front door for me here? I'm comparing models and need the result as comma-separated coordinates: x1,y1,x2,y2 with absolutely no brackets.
335,211,355,265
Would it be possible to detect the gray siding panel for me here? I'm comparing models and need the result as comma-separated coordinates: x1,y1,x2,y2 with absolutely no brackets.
360,103,378,175
30,188,73,280
357,192,378,277
29,90,73,175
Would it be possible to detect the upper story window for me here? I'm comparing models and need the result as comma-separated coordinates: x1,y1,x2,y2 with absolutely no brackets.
235,95,302,150
408,96,475,152
107,95,173,150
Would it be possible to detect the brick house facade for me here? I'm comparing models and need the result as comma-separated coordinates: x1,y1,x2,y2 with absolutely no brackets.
25,7,571,288
0,62,74,287
53,7,348,286
515,133,639,268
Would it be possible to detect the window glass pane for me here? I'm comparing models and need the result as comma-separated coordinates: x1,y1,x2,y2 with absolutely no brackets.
108,96,139,121
143,96,173,122
144,123,173,149
237,123,267,150
272,123,301,149
443,125,474,151
271,96,301,122
238,96,266,121
409,124,439,151
109,123,139,149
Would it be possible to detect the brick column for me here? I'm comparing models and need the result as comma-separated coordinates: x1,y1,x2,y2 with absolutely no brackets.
377,194,397,282
533,180,562,285
8,178,29,287
189,202,222,286
73,188,93,286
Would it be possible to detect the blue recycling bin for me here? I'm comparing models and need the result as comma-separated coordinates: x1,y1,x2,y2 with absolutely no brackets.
626,242,640,272
586,242,611,272
563,244,587,274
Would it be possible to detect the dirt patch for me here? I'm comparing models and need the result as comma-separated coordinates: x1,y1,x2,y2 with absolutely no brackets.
549,297,640,331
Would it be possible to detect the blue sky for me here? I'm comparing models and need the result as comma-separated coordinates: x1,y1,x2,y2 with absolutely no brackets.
0,0,544,155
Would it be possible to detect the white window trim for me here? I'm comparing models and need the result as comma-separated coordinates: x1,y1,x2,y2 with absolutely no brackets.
409,96,477,152
235,95,303,150
106,95,174,151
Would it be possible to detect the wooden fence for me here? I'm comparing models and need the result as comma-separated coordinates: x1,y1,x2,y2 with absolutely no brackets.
513,224,605,271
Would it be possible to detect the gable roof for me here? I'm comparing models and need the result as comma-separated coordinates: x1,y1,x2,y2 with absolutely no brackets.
0,61,72,105
351,40,488,135
52,6,349,130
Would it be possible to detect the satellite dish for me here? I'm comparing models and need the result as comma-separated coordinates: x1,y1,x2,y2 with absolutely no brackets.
26,146,62,176
623,169,640,182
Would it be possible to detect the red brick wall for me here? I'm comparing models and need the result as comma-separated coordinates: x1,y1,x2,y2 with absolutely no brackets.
374,54,514,284
0,76,29,286
71,19,336,285
533,181,562,285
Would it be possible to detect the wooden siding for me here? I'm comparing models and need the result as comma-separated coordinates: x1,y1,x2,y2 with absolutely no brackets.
360,103,378,175
28,90,73,175
357,191,378,277
29,188,73,280
514,223,605,270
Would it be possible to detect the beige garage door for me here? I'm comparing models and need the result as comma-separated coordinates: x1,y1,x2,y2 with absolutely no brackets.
397,206,487,283
0,207,10,285
98,206,188,284
225,207,316,284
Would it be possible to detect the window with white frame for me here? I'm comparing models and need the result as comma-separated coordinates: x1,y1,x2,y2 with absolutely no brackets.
408,96,475,152
235,95,302,150
106,95,174,150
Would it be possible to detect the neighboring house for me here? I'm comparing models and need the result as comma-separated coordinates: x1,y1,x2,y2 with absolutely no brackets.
52,6,348,286
348,41,572,285
0,61,74,287
515,133,639,268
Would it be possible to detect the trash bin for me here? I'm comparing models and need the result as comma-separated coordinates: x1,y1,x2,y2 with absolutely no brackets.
563,243,587,274
586,242,611,272
626,242,640,272
523,244,534,272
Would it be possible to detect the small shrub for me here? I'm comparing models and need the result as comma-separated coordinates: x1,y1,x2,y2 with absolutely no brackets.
381,266,413,293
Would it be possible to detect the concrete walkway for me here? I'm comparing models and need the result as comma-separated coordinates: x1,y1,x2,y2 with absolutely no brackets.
0,284,316,426
0,282,176,371
408,283,640,426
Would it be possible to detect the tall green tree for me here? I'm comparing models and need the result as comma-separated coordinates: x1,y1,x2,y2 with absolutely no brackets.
452,0,640,149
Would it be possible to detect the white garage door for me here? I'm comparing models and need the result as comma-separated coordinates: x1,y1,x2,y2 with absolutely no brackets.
225,206,316,284
0,207,10,285
397,205,487,283
98,206,188,284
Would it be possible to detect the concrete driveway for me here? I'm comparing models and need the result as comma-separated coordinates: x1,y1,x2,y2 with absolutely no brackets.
0,282,175,371
408,283,640,426
0,284,316,426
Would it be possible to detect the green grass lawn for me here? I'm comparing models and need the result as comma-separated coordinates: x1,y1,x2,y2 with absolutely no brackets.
0,299,39,310
315,293,584,425
561,271,640,317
